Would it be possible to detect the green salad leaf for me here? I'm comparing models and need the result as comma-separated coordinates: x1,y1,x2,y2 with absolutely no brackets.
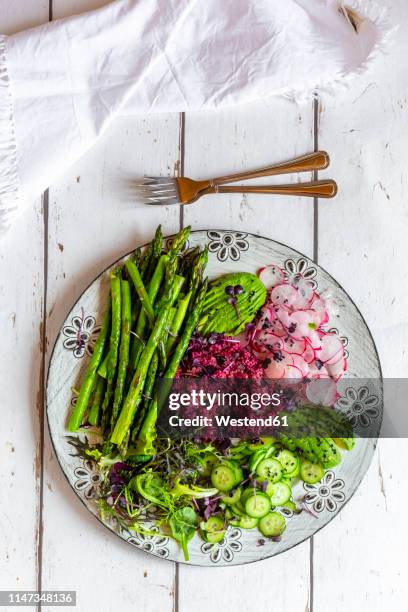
169,506,198,561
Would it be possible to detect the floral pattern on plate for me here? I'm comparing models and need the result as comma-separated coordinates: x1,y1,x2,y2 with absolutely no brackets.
62,309,101,358
303,471,345,513
201,527,243,563
283,257,318,290
73,459,102,499
207,231,249,262
124,528,170,559
337,386,380,428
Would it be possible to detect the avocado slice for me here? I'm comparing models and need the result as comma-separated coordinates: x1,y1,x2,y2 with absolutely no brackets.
198,272,266,336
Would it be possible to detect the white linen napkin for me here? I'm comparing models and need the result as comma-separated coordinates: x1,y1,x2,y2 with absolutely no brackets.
0,0,390,231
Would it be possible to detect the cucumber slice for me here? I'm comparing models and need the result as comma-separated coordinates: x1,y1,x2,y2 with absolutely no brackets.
300,460,324,484
225,508,234,520
200,453,218,477
275,449,299,475
240,488,255,506
244,492,272,518
221,488,242,505
231,503,245,517
211,463,237,492
200,515,226,544
248,449,267,472
282,456,300,479
282,499,296,511
233,465,244,486
205,531,225,544
239,515,259,529
265,481,292,506
258,512,286,537
256,458,282,483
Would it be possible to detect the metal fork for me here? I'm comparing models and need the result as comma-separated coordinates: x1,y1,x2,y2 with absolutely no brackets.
135,151,337,205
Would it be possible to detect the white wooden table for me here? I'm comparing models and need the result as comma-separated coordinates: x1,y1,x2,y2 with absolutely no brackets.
1,1,407,610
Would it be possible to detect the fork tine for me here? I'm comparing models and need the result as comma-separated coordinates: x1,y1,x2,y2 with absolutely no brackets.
147,195,179,201
134,177,177,187
144,176,177,184
134,176,180,204
144,189,178,196
135,185,177,193
146,196,180,205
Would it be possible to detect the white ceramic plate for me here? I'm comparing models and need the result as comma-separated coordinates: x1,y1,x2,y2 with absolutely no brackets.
47,230,382,566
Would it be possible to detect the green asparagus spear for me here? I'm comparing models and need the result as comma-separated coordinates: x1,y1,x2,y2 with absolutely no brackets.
168,226,191,255
133,247,142,266
164,279,208,379
154,254,178,316
111,299,172,445
88,376,106,426
157,306,177,370
157,273,185,367
166,290,192,355
125,259,155,326
133,394,158,456
97,352,109,378
129,254,168,371
67,298,111,431
139,243,152,281
131,351,159,439
179,246,199,278
100,273,122,432
143,225,163,283
188,246,208,304
110,279,131,429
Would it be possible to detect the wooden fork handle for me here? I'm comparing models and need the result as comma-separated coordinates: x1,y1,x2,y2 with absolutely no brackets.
212,151,330,185
216,179,338,199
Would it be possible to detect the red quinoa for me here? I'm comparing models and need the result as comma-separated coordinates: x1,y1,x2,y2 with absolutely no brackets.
178,334,264,379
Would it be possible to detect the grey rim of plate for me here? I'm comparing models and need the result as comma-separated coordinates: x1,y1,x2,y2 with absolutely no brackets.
46,230,383,567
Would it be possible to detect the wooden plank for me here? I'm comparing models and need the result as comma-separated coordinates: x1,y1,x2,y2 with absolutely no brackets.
0,0,49,595
179,98,315,611
41,108,180,610
314,0,408,608
1,0,49,34
50,0,112,20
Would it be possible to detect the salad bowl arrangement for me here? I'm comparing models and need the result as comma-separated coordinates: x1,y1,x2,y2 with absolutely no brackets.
47,228,382,565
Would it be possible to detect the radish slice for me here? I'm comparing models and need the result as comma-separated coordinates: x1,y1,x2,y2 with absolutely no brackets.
309,298,329,325
286,310,320,340
310,294,326,313
326,357,347,380
302,341,316,364
291,354,309,376
306,378,338,406
259,265,284,289
264,351,293,379
285,364,304,380
308,330,323,351
285,337,306,355
267,318,287,337
292,292,313,310
257,264,348,397
271,284,298,307
319,334,344,364
308,361,330,379
275,305,291,328
252,329,284,352
295,277,314,301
